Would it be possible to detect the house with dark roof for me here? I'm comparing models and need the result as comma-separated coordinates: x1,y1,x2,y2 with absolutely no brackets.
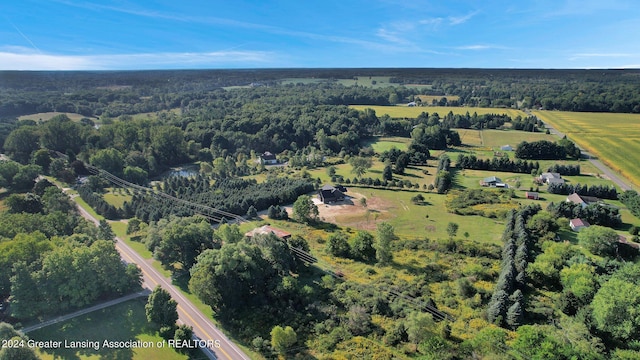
260,151,278,165
569,218,590,231
539,172,564,184
245,225,291,240
566,193,601,208
481,176,503,187
319,185,346,203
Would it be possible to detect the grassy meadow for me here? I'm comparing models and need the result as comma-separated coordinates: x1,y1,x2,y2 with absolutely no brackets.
349,105,527,119
18,112,97,122
30,299,193,360
533,110,640,188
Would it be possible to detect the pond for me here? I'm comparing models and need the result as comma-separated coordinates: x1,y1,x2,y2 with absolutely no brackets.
161,164,199,178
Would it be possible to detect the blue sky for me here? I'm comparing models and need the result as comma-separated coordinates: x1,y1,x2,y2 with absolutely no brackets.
1,0,639,70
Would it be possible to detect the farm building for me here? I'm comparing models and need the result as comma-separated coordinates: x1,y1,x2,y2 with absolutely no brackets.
319,184,346,203
260,151,278,165
245,225,291,240
569,218,590,231
407,101,417,107
566,193,601,208
525,192,539,200
500,145,513,151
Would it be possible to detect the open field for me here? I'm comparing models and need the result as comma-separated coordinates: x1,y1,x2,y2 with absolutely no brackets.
454,128,556,148
361,136,410,152
533,110,640,188
30,299,192,360
104,188,132,208
18,112,97,122
280,76,432,89
350,105,527,119
415,94,460,103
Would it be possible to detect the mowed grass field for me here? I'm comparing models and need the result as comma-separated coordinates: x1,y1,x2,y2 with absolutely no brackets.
350,105,527,119
454,128,556,148
30,299,192,360
18,112,97,122
533,110,640,187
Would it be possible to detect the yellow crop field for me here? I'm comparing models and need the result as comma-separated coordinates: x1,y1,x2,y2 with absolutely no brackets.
533,110,640,187
350,105,527,119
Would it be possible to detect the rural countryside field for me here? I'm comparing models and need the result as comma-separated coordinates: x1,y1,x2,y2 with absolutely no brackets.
533,110,640,188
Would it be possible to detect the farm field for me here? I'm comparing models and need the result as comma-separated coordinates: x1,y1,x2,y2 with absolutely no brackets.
350,105,527,119
30,299,193,360
533,110,640,188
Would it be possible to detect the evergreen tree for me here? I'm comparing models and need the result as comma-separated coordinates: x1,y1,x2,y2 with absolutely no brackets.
506,301,524,329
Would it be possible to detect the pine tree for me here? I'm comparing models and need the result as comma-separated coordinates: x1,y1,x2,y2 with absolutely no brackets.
506,301,524,329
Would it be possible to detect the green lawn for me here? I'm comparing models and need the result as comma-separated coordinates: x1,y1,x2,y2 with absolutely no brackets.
30,299,193,360
18,112,97,122
103,188,132,209
362,136,410,153
533,110,640,188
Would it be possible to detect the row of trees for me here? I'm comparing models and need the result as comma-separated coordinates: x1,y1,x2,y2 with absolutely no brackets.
123,177,315,223
456,154,540,174
547,164,580,176
547,183,618,199
434,155,453,194
515,139,580,160
487,208,538,328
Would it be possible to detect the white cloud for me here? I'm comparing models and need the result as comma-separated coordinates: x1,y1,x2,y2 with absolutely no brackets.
0,47,276,70
448,11,479,25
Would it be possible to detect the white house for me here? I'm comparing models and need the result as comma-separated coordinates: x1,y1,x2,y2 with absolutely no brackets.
569,218,590,231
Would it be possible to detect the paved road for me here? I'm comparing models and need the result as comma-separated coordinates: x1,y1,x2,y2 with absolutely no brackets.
527,110,635,191
71,192,250,360
22,290,150,333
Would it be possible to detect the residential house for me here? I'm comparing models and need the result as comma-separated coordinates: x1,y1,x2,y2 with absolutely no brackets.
525,191,539,200
566,193,601,208
245,225,291,240
539,172,564,184
260,151,278,165
569,218,590,231
319,184,346,203
546,177,566,185
481,176,502,187
618,235,640,250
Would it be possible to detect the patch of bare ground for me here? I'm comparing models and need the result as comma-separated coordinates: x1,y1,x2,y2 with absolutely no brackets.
314,191,397,231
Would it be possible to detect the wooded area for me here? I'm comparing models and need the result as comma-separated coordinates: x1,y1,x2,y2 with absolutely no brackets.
1,68,639,359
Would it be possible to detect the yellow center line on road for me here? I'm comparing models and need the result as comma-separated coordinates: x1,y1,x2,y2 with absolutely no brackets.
177,304,233,360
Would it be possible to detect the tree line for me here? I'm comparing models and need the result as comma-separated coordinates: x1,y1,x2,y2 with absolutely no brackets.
547,183,618,200
515,139,581,160
456,154,540,174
